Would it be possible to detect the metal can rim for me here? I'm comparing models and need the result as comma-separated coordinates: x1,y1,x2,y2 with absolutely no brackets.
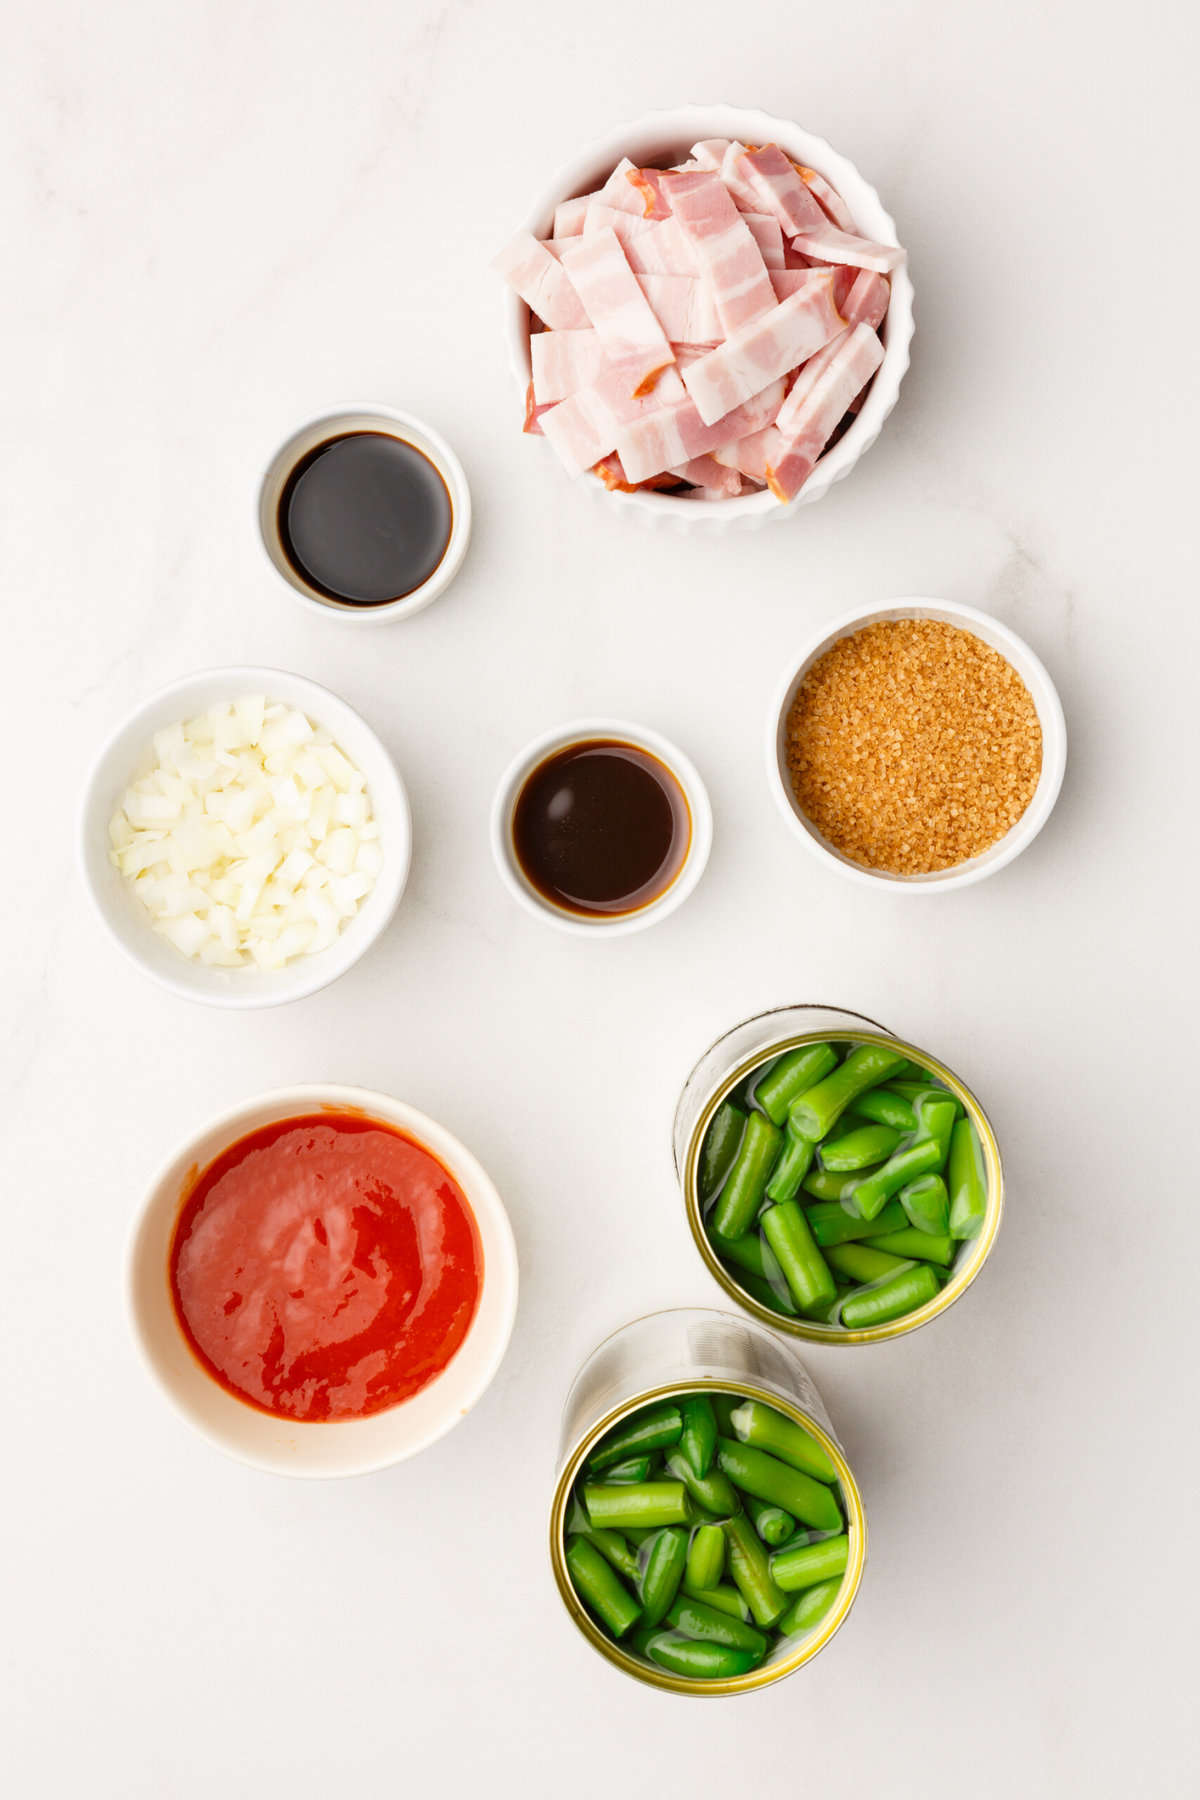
549,1364,867,1697
680,1026,1005,1345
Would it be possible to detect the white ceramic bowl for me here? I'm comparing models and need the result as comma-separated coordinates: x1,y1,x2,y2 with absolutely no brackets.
767,598,1067,891
502,104,914,529
257,403,472,622
80,666,412,1005
127,1085,519,1477
490,718,712,936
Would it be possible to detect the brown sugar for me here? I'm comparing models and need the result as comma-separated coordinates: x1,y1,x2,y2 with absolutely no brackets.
784,619,1043,875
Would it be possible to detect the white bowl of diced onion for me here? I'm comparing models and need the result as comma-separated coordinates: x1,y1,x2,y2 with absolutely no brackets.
502,104,914,528
79,667,411,1008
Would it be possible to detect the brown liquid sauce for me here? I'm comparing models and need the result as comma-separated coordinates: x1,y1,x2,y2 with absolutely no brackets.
512,739,691,918
279,430,452,605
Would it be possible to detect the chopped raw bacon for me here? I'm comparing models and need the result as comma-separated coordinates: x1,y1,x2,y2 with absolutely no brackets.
616,378,785,483
765,323,885,499
743,213,785,268
553,195,593,238
493,230,589,330
627,167,673,220
530,328,607,404
793,163,857,232
737,144,828,235
634,274,721,345
661,170,777,332
497,139,903,503
789,221,906,274
560,229,676,393
682,270,845,425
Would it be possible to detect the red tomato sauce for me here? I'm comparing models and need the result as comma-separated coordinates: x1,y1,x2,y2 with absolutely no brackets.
169,1113,482,1422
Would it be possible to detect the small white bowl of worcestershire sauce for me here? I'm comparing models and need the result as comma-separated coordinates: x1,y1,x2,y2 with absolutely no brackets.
491,719,712,936
258,404,471,622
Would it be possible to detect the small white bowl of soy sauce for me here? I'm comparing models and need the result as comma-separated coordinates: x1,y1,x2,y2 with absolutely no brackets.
258,404,471,622
491,719,713,937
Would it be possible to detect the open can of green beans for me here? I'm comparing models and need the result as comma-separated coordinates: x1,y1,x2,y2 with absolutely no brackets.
673,1006,1003,1344
550,1307,866,1695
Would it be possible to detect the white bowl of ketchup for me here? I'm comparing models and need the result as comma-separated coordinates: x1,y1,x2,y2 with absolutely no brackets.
127,1086,519,1477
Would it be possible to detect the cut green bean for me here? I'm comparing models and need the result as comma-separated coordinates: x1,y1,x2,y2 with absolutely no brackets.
634,1629,762,1679
770,1532,850,1593
727,1400,837,1484
639,1526,688,1626
760,1201,836,1310
840,1263,940,1328
765,1123,817,1201
584,1481,690,1531
577,1527,640,1584
846,1086,918,1131
824,1242,908,1284
679,1394,718,1479
747,1498,795,1546
948,1116,988,1240
665,1451,739,1517
603,1455,653,1483
913,1092,957,1160
666,1596,769,1657
588,1401,682,1469
723,1513,788,1628
685,1522,725,1591
710,1229,768,1280
710,1111,783,1240
754,1042,838,1125
806,1197,908,1246
820,1123,901,1171
890,1080,964,1115
845,1135,945,1220
787,1045,907,1142
681,1580,749,1619
699,1100,748,1201
872,1226,955,1266
802,1165,882,1202
778,1576,843,1637
716,1438,842,1532
898,1171,950,1237
735,1267,799,1316
566,1535,642,1637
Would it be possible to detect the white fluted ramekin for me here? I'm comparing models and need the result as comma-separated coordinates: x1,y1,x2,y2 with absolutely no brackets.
502,104,914,530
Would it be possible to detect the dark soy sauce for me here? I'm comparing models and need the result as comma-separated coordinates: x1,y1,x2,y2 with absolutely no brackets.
512,739,692,918
278,431,453,605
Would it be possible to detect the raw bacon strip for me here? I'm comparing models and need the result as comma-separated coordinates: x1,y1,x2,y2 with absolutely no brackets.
541,358,684,476
719,142,764,212
682,270,846,425
789,221,906,274
553,195,594,238
618,217,698,276
583,202,658,244
743,213,785,268
596,157,646,216
530,328,607,404
661,170,777,332
635,274,721,345
712,425,779,481
775,281,887,428
839,268,890,330
616,378,785,483
493,231,589,330
765,323,885,500
668,454,747,496
737,145,828,235
560,229,677,393
794,164,857,232
627,167,673,220
771,267,825,300
690,138,731,170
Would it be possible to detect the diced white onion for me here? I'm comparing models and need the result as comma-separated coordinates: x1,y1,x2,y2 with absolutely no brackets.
109,697,380,968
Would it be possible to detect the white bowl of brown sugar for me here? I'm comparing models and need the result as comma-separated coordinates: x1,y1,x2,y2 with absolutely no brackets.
767,598,1067,891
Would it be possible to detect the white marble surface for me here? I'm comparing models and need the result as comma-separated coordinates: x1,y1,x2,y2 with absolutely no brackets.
4,3,1197,1794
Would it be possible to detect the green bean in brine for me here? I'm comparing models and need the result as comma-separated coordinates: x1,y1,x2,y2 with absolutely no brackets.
603,1455,654,1483
685,1521,725,1592
764,1121,816,1201
760,1201,836,1311
723,1512,788,1629
753,1041,838,1125
948,1116,988,1240
840,1263,940,1328
726,1400,837,1484
805,1197,908,1246
633,1629,762,1679
787,1044,907,1142
716,1438,842,1532
846,1086,918,1131
746,1497,795,1546
566,1536,642,1637
820,1123,901,1170
709,1111,782,1240
699,1101,747,1201
871,1226,955,1266
679,1394,718,1479
587,1400,682,1469
639,1526,688,1626
778,1576,845,1636
665,1595,769,1657
897,1171,950,1237
665,1450,739,1518
584,1481,691,1531
770,1532,850,1593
